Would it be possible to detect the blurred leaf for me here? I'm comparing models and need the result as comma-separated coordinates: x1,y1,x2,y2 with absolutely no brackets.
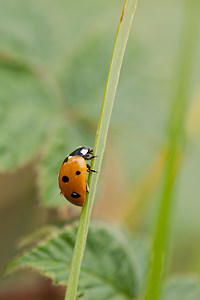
128,235,150,292
18,225,59,249
0,0,119,72
161,277,200,300
6,222,140,300
0,66,56,170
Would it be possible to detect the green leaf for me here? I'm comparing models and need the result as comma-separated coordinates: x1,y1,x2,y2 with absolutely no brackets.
128,236,150,292
6,222,140,300
18,225,59,249
0,67,56,170
0,0,118,72
161,277,200,300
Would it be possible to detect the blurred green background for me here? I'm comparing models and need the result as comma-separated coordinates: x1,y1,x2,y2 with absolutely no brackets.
0,0,199,298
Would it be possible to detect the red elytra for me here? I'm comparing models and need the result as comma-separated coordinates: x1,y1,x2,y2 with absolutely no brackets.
58,156,87,206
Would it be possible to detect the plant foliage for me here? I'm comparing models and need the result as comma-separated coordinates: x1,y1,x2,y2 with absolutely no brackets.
7,222,200,300
7,223,141,300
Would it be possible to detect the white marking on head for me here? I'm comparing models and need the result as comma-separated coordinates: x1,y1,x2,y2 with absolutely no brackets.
80,148,88,155
68,156,72,159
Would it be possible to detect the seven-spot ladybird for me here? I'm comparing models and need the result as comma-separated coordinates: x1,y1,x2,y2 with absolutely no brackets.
58,146,97,206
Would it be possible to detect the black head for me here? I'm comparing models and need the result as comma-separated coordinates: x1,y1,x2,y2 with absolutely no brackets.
69,146,93,160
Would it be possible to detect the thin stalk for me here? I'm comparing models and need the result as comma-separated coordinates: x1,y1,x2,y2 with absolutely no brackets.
144,1,199,300
64,1,138,299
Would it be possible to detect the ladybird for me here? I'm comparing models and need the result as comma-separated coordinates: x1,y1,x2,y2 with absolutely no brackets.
58,146,97,206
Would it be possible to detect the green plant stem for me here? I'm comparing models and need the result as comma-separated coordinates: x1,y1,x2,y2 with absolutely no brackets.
64,1,138,299
144,1,199,300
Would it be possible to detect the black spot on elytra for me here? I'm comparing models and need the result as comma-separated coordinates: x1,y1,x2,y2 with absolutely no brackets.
76,171,81,175
62,176,69,182
71,192,81,198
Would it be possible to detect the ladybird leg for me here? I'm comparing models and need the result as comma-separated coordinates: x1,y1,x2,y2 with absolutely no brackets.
88,155,97,160
84,154,97,160
87,164,97,173
86,182,89,193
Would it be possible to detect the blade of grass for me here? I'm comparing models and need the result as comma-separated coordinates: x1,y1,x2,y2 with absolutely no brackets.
65,1,138,299
143,1,199,300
